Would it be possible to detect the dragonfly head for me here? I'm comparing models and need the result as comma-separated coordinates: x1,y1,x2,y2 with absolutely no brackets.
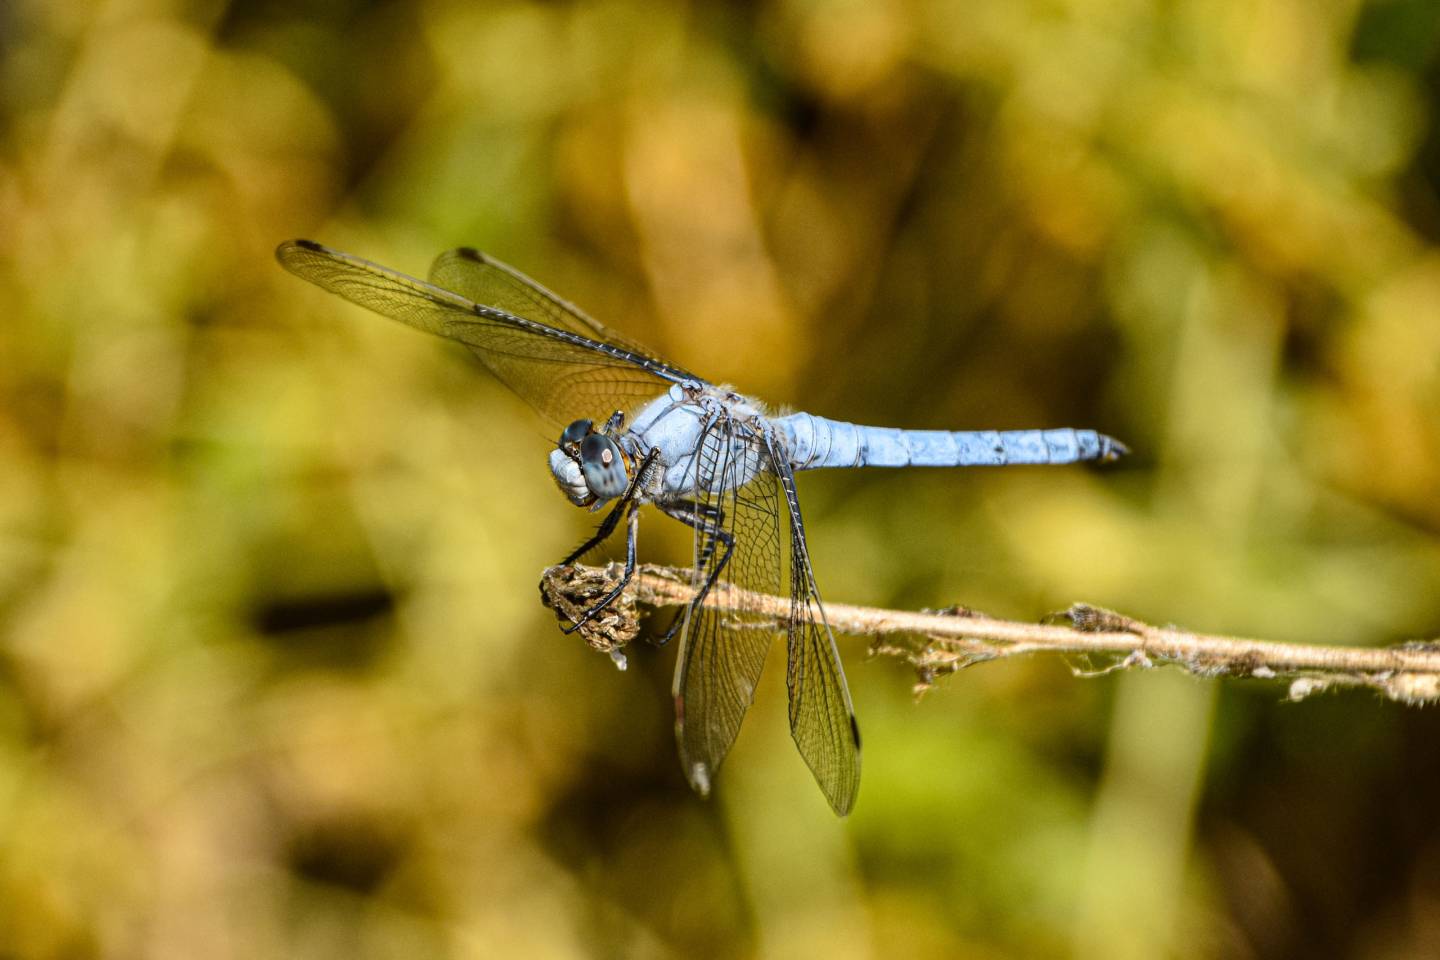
551,418,631,507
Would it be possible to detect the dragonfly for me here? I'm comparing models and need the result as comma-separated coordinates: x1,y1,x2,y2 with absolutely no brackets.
276,239,1128,816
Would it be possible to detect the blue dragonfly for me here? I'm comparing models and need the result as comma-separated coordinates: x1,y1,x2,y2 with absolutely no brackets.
276,240,1127,815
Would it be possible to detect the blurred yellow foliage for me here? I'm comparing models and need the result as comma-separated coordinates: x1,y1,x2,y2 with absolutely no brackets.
3,0,1440,957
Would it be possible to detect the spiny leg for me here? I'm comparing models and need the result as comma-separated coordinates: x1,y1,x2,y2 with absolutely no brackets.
693,502,725,568
648,500,724,645
557,447,660,631
562,501,640,635
564,495,629,565
654,501,735,647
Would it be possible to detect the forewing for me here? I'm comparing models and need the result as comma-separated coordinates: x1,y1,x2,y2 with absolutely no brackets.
769,442,861,816
276,240,696,427
278,239,475,337
429,248,660,358
672,419,783,797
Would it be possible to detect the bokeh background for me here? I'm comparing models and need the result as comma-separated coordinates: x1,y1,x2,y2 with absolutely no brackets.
5,0,1440,956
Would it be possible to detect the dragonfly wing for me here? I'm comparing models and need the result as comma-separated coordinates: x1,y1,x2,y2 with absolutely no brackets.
429,247,661,359
672,420,782,798
277,240,699,428
768,437,861,816
278,239,473,337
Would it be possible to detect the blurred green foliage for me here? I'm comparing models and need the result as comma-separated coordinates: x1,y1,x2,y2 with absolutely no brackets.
4,0,1440,957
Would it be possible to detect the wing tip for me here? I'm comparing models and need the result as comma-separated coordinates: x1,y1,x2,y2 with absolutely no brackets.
686,761,713,798
275,238,324,265
833,715,862,817
797,714,863,817
455,246,485,263
826,770,860,817
673,696,712,799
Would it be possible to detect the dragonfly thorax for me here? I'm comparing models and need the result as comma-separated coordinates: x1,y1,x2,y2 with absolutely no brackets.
625,384,772,500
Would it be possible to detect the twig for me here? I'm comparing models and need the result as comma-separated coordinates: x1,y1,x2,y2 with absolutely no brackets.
539,563,1440,705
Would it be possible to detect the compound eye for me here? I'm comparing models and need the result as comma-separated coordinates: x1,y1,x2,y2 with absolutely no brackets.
559,419,593,451
579,434,628,500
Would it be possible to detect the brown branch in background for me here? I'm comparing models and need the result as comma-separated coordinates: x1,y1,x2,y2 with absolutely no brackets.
539,563,1440,705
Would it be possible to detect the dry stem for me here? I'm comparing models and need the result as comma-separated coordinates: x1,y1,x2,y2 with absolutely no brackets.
539,563,1440,705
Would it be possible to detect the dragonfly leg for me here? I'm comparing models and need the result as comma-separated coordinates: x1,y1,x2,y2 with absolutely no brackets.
563,496,627,564
557,448,663,633
654,612,686,648
650,500,718,645
661,498,726,565
694,504,725,568
561,502,640,635
561,447,661,564
653,502,735,647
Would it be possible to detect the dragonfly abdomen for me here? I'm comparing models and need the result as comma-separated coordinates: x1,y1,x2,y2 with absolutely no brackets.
776,413,1126,470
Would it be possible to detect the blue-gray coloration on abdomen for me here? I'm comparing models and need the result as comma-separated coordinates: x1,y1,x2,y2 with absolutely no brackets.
774,412,1126,470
